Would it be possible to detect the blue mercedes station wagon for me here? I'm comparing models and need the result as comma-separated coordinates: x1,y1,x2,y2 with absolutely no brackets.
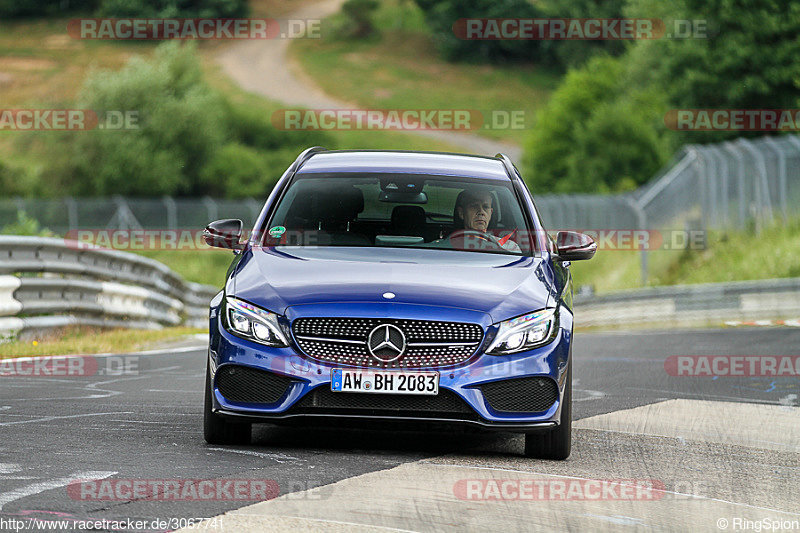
202,148,596,459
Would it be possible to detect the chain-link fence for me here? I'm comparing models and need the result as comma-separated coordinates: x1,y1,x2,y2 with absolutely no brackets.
536,134,800,233
2,134,798,285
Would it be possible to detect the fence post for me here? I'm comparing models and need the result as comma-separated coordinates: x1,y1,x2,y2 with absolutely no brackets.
245,198,261,228
109,195,143,230
202,196,218,224
723,142,747,229
65,197,78,232
624,196,648,286
710,147,730,228
763,136,788,224
737,138,773,232
163,196,177,230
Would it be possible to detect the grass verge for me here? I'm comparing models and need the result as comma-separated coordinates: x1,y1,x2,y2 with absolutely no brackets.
0,326,204,358
135,249,234,287
571,218,800,293
290,0,560,144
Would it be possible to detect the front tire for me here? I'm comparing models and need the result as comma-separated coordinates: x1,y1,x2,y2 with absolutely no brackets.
524,361,571,460
204,362,251,445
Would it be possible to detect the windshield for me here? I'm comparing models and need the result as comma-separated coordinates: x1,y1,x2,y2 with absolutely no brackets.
262,173,534,255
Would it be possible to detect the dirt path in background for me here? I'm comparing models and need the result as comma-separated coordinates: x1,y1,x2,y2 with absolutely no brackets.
216,0,522,159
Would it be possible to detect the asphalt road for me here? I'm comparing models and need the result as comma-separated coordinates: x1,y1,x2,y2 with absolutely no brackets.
0,327,798,531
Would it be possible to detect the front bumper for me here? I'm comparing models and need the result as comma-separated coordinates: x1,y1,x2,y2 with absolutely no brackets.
208,309,572,432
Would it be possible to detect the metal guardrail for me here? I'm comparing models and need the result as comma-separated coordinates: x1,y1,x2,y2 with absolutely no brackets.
574,277,800,328
0,236,219,340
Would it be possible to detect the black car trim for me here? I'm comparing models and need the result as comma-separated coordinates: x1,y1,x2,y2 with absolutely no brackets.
213,408,558,433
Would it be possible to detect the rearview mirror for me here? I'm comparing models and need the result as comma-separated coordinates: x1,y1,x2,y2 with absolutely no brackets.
555,231,596,261
203,219,244,251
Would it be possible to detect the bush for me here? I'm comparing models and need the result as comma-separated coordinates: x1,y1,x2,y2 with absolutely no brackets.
69,42,228,196
57,41,333,198
523,55,672,193
332,0,381,40
538,0,627,69
1,210,53,237
413,0,553,64
523,0,800,193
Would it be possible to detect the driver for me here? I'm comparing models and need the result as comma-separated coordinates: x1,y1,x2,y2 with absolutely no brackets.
453,188,520,252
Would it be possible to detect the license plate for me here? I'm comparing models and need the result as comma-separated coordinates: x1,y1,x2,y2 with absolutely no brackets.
331,369,439,395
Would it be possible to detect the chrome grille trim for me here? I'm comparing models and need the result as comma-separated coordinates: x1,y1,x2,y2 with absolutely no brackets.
292,317,484,369
295,335,366,345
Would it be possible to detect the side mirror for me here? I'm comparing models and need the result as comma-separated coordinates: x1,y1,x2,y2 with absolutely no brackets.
203,219,244,251
555,231,596,261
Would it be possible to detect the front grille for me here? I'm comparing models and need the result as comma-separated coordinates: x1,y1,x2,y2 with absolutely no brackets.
216,365,296,405
480,377,559,413
293,318,483,369
292,386,478,419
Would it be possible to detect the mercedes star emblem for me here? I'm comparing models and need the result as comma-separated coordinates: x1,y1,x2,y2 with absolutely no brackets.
367,324,406,362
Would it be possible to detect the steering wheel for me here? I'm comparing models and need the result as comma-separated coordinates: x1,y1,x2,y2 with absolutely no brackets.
448,229,504,251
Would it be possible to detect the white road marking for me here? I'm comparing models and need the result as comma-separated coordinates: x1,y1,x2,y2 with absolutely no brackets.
0,463,20,474
0,344,205,365
0,471,116,510
207,447,302,464
0,412,133,426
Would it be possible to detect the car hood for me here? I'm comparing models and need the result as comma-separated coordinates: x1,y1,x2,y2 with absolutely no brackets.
230,246,555,323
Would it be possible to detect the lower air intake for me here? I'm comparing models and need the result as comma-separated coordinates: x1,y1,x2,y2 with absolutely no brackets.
480,377,559,413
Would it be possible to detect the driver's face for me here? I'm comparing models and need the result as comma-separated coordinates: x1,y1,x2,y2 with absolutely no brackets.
458,193,493,232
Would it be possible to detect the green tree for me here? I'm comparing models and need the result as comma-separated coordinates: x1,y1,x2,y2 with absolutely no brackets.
70,42,228,196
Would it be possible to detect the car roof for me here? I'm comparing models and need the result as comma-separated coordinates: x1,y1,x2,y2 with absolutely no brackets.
295,150,512,181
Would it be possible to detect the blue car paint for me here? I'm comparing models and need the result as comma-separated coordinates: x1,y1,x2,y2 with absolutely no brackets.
209,150,574,429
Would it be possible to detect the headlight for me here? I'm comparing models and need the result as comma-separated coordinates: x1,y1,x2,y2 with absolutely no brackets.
485,308,557,355
223,297,289,347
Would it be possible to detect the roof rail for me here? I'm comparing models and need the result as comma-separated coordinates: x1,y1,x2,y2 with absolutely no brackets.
495,153,520,181
291,146,327,173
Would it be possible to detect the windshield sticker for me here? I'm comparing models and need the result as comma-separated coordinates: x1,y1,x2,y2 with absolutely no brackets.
268,226,286,238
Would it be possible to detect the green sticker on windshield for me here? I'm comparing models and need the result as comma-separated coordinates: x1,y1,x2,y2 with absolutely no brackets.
268,226,286,238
